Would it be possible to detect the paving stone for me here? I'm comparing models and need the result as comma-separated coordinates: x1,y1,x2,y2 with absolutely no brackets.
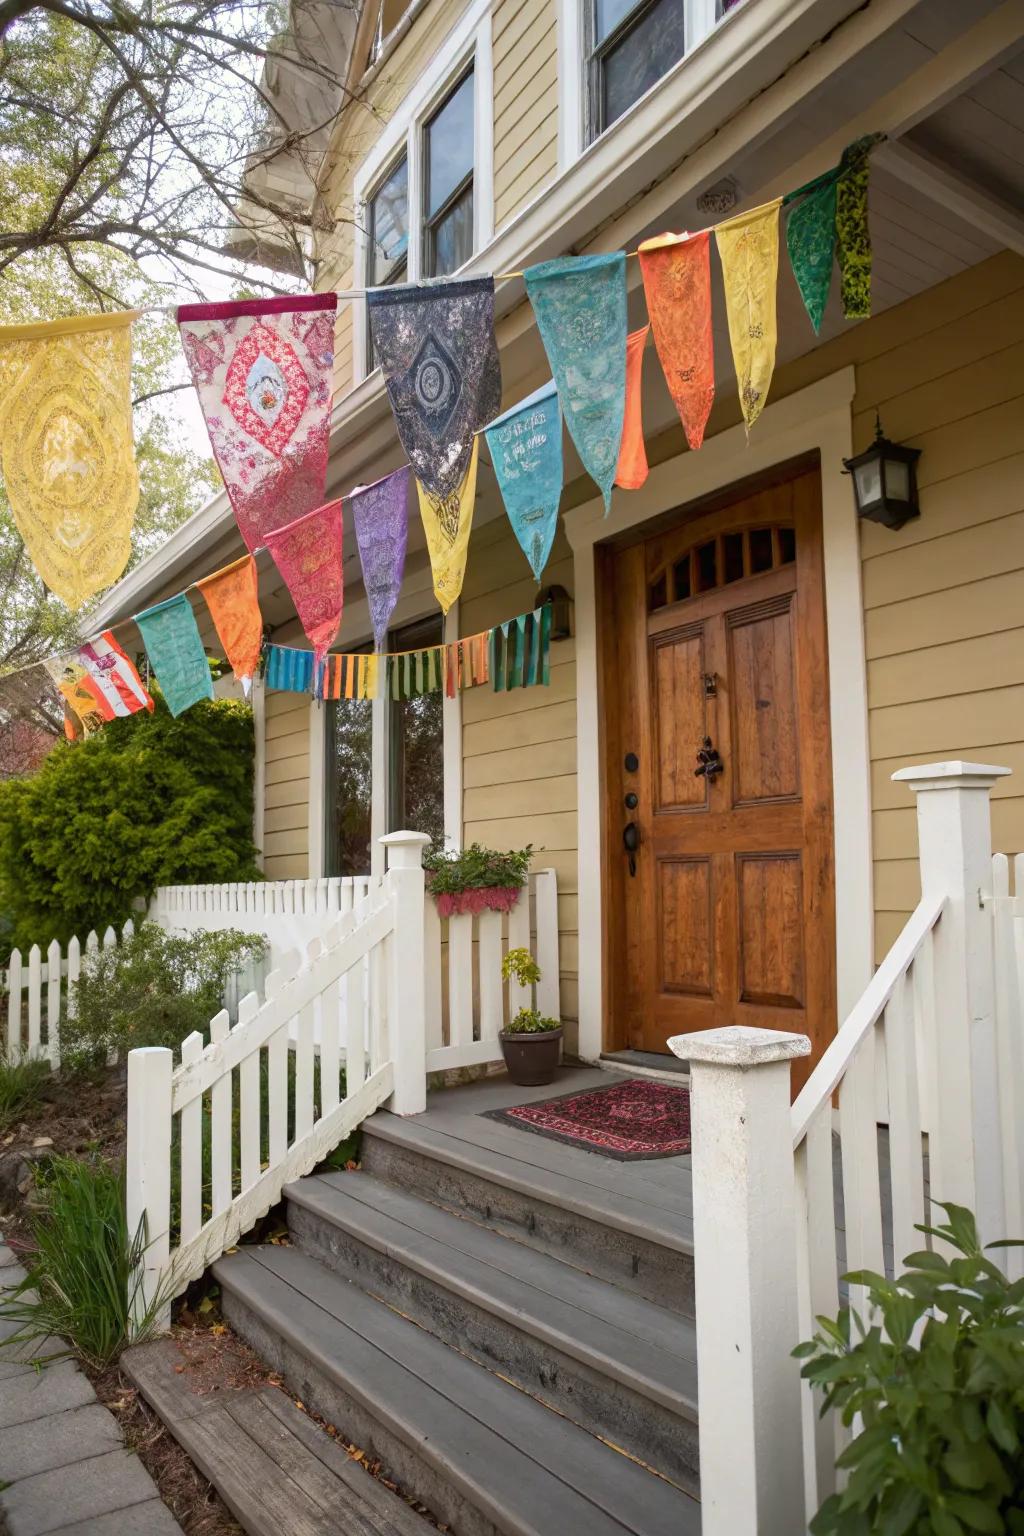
0,1448,158,1535
0,1404,122,1482
0,1336,67,1382
53,1498,183,1535
0,1361,94,1429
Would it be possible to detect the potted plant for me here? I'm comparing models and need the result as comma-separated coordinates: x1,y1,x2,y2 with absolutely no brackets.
423,841,533,918
499,947,562,1086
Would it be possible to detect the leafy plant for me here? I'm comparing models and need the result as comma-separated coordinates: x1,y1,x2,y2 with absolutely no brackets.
423,841,533,895
0,1053,50,1133
796,1201,1024,1535
502,947,541,989
60,921,267,1068
0,690,262,949
0,1156,165,1370
505,1008,560,1035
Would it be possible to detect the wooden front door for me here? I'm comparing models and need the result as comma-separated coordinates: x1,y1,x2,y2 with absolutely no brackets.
602,464,835,1088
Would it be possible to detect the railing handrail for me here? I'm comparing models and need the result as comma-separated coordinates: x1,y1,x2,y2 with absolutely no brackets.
790,890,946,1148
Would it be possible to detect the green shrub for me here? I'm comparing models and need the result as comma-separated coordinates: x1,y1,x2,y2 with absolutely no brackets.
423,840,533,894
504,1007,560,1035
0,1054,50,1133
0,1156,163,1369
60,921,267,1068
0,687,262,949
797,1202,1024,1534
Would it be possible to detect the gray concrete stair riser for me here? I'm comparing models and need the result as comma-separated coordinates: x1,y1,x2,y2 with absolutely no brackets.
360,1131,695,1316
286,1197,700,1496
221,1288,545,1536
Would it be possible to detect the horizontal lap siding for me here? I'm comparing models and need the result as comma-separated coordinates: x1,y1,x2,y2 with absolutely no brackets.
263,687,311,879
492,0,558,229
459,516,579,1035
855,257,1024,960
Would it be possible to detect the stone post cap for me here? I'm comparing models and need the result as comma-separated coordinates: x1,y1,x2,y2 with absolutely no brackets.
380,830,432,869
892,761,1011,792
668,1025,811,1067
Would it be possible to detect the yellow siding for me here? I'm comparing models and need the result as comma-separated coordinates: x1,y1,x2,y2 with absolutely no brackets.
263,689,310,879
459,515,579,1036
492,0,558,227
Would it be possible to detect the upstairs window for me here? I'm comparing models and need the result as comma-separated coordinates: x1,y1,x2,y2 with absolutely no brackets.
422,69,475,279
588,0,686,138
366,154,409,370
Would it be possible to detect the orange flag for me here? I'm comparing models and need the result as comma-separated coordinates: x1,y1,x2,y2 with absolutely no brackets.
615,325,650,491
638,230,714,452
195,554,263,695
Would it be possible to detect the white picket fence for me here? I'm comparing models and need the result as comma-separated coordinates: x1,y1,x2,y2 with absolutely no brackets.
3,920,134,1067
675,761,1024,1535
151,876,374,972
128,835,561,1322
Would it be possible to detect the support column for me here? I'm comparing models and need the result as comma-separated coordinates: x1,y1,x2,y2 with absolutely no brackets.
892,760,1010,1245
669,1024,810,1536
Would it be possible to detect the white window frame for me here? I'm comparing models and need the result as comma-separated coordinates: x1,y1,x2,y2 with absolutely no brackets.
353,0,494,384
558,0,729,165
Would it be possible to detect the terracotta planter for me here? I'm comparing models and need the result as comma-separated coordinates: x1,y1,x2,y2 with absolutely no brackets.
499,1026,563,1087
433,885,522,918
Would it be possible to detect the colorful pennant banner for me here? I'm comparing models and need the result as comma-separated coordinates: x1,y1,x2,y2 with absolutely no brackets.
178,295,337,553
195,554,263,695
638,230,715,451
485,381,562,583
135,593,214,718
264,497,344,671
350,467,410,652
44,631,154,741
716,199,782,435
615,325,650,492
0,311,140,611
417,438,480,615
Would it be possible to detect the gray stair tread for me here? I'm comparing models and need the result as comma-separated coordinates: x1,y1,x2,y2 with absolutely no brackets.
363,1112,693,1252
214,1245,700,1536
288,1170,697,1418
601,1051,689,1076
124,1336,430,1536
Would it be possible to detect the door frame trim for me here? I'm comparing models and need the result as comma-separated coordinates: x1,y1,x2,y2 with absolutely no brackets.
564,365,871,1061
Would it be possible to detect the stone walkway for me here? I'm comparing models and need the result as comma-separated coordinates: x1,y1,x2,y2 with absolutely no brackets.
0,1242,181,1536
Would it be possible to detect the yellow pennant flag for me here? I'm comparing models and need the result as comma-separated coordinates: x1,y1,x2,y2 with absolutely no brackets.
416,437,480,615
0,310,140,609
715,200,782,434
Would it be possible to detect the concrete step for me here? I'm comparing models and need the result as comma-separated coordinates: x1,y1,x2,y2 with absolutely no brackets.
361,1111,695,1315
214,1245,701,1536
285,1170,699,1493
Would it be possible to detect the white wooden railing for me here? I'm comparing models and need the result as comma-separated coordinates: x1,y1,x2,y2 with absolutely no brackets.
127,834,561,1325
151,876,373,972
3,920,134,1067
672,761,1022,1535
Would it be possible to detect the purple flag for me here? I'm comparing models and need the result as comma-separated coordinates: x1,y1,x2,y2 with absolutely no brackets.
351,466,410,652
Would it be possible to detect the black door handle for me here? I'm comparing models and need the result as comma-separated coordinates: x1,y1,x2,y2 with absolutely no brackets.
694,736,724,780
623,821,639,877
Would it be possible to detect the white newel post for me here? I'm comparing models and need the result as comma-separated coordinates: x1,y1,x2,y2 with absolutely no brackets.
381,830,430,1116
126,1045,173,1335
892,761,1010,1247
669,1025,810,1536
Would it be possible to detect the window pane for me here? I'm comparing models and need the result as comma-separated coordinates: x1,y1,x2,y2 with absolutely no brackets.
601,0,686,129
596,0,640,43
428,187,474,277
425,71,474,218
389,617,445,846
368,157,408,285
325,693,374,877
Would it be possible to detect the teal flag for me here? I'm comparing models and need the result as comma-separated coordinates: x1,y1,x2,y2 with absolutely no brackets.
524,254,626,514
135,593,213,718
485,381,562,580
786,178,837,335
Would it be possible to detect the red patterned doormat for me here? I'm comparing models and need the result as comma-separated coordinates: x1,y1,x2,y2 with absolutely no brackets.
482,1079,691,1160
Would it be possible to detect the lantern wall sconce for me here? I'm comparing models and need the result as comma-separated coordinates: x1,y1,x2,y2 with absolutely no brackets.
842,414,921,531
534,584,574,640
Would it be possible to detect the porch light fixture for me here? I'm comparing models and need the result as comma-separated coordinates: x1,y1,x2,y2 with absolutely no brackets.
535,584,573,640
843,415,921,531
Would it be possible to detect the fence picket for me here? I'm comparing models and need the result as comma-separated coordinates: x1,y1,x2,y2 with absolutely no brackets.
7,948,21,1058
179,1031,204,1245
839,1024,885,1313
294,1001,315,1142
66,936,81,1025
209,1009,233,1215
424,899,443,1049
991,855,1024,1261
346,956,365,1092
27,945,42,1057
533,871,560,1020
507,894,531,1014
478,910,503,1040
320,976,342,1116
885,970,926,1273
238,993,262,1194
46,938,61,1068
448,914,474,1047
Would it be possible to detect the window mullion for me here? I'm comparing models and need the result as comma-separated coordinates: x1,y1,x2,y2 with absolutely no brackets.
407,123,423,283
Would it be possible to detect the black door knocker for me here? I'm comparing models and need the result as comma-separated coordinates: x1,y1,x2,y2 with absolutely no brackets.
694,737,724,780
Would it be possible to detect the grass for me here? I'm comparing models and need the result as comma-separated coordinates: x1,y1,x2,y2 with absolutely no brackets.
0,1155,166,1370
0,1053,50,1134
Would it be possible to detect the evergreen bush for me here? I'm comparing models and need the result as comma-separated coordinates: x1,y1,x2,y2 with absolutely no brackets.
0,687,262,947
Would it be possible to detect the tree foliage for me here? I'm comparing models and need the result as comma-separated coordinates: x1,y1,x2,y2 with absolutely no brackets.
0,686,261,946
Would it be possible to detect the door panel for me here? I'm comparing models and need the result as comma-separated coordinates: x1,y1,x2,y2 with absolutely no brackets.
603,464,835,1090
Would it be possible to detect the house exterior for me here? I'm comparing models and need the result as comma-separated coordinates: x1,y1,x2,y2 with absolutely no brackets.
92,0,1024,1085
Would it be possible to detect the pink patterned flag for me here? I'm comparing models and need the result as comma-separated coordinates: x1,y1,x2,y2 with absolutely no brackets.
178,295,337,551
264,497,344,673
